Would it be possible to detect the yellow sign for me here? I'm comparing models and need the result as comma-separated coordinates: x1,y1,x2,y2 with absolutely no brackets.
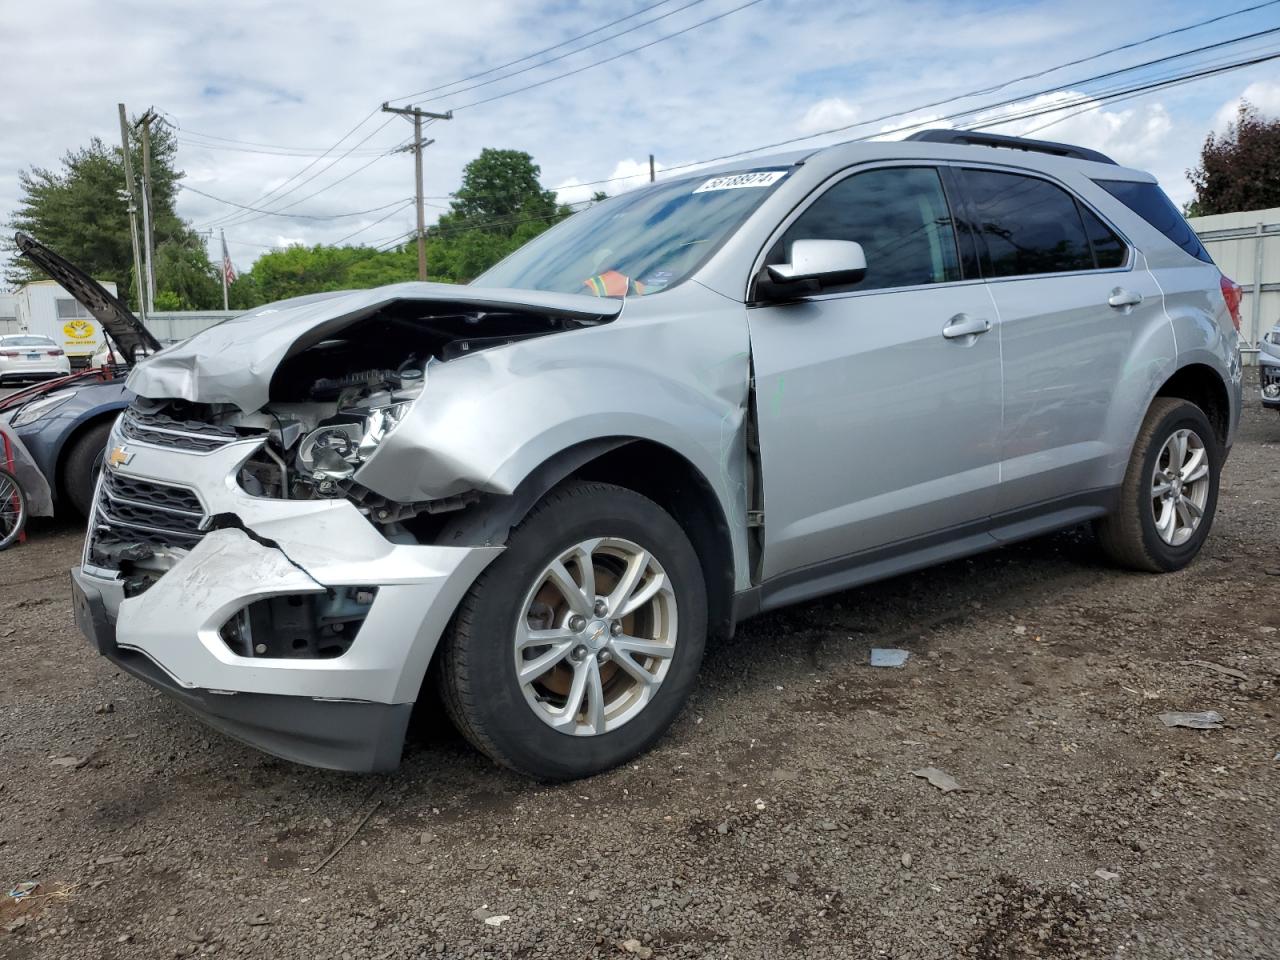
64,320,94,340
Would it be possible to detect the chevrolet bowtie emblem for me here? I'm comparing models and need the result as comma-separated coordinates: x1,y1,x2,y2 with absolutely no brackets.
106,446,133,469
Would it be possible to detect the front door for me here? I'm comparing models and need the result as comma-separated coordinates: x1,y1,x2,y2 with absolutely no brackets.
747,165,1002,580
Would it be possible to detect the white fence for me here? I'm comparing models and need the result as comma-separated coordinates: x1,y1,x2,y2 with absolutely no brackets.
144,310,240,343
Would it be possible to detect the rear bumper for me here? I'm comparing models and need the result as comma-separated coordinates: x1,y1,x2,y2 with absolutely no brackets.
73,567,411,771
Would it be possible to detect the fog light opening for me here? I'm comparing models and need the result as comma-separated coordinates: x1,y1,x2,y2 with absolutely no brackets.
218,587,378,659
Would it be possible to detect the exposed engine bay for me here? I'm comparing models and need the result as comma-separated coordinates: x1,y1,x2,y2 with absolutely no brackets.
123,301,608,551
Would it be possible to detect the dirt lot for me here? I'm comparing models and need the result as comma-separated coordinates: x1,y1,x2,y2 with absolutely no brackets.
1,406,1277,960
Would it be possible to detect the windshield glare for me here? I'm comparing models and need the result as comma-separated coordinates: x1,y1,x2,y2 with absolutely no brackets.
473,168,791,298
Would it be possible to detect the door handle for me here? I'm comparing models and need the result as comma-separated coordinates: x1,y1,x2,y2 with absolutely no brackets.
1108,287,1143,308
942,314,992,339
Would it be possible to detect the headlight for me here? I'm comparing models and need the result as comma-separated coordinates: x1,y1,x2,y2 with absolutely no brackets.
10,390,77,428
297,400,412,482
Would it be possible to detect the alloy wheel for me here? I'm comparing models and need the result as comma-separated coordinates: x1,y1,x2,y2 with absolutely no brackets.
514,537,678,736
1150,427,1210,547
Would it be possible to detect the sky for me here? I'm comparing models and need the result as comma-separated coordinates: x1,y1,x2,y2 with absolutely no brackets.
1,0,1278,275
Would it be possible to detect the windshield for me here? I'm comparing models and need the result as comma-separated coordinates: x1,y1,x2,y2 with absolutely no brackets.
473,167,792,297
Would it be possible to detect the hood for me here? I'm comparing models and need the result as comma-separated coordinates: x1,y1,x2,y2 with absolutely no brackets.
125,281,623,412
14,232,163,359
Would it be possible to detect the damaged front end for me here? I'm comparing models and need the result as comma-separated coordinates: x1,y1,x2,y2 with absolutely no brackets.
69,283,622,771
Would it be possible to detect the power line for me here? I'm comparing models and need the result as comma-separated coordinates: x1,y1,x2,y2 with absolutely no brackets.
209,128,412,229
180,186,414,220
389,0,693,103
190,110,393,229
330,200,418,245
402,0,710,106
450,0,769,111
624,24,1280,181
965,50,1280,136
175,136,389,158
507,6,1280,198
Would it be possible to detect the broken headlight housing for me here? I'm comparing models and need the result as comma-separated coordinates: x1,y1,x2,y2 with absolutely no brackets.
297,399,412,483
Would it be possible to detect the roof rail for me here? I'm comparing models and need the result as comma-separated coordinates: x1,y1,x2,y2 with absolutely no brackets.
904,129,1117,166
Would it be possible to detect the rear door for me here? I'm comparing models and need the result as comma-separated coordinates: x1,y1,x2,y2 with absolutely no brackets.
955,166,1165,520
747,164,1003,580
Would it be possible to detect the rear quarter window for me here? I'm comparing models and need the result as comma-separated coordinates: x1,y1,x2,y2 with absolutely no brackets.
1094,179,1212,263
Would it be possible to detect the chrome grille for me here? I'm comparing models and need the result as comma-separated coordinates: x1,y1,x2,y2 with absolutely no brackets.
89,470,206,564
120,408,243,452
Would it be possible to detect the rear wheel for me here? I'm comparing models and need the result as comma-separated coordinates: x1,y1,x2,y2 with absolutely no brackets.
63,421,112,519
437,481,706,780
0,467,27,551
1095,398,1221,572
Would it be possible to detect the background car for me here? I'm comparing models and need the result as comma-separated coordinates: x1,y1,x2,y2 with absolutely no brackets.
0,242,161,518
0,333,71,384
1258,322,1280,412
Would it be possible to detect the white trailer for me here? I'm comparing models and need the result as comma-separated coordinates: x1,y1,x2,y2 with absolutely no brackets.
12,279,117,366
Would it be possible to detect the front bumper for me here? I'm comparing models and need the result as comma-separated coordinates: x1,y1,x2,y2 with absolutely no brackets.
73,567,412,771
1259,349,1280,408
74,419,500,771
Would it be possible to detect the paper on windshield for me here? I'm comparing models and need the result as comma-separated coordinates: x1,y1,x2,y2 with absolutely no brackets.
692,170,788,193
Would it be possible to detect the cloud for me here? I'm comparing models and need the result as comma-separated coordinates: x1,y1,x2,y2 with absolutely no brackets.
556,157,664,205
797,98,860,136
1,0,1272,271
1212,81,1280,133
978,91,1175,169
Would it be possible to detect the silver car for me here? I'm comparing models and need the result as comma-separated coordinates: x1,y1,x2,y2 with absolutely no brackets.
36,129,1244,779
1258,322,1280,411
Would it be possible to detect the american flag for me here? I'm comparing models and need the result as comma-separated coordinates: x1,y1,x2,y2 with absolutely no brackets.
221,230,237,285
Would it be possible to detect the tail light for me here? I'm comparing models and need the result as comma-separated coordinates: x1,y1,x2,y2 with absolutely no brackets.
47,349,65,356
1220,273,1243,332
0,351,18,358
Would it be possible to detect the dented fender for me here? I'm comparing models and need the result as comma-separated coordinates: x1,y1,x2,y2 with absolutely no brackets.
354,283,755,590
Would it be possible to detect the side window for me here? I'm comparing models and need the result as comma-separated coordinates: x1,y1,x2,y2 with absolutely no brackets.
1077,204,1127,269
961,169,1094,277
774,166,962,292
1093,179,1213,263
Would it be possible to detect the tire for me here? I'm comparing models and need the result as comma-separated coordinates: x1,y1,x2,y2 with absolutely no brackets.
1094,397,1222,572
436,480,707,781
63,421,113,519
0,467,27,551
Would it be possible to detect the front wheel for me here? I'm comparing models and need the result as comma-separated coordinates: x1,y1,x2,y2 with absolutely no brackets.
1095,397,1222,572
437,481,707,780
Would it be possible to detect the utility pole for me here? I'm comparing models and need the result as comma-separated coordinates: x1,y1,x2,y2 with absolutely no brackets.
134,108,159,313
649,154,655,183
220,229,230,311
117,103,147,322
380,102,451,281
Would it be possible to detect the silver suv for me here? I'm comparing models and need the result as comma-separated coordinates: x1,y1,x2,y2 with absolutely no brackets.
42,129,1244,779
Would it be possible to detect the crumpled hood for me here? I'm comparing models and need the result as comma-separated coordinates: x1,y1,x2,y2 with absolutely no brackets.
127,282,623,412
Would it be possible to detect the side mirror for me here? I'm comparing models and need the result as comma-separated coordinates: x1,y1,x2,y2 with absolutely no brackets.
767,239,867,288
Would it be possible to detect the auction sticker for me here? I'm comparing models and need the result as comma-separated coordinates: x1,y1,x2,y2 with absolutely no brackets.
693,170,788,193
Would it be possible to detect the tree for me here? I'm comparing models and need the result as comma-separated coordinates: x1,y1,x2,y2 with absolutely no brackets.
5,120,223,309
435,148,560,233
1187,102,1280,217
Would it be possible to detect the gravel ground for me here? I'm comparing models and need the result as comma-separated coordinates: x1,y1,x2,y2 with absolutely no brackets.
1,405,1278,960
